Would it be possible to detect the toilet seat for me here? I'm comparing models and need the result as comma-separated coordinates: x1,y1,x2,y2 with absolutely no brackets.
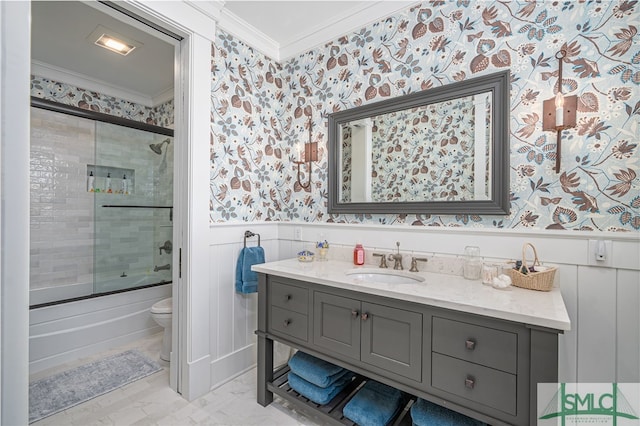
151,297,172,314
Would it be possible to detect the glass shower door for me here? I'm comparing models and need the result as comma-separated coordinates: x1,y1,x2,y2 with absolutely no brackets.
93,121,173,294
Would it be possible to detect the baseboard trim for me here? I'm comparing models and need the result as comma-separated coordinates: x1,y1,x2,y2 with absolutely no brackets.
183,353,212,401
210,343,256,390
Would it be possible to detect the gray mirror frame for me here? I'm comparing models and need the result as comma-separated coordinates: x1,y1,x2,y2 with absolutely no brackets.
327,70,510,215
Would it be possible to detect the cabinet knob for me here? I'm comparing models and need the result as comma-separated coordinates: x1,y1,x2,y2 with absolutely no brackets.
285,294,292,301
361,313,369,321
465,376,475,389
351,310,359,319
465,339,476,350
283,319,291,327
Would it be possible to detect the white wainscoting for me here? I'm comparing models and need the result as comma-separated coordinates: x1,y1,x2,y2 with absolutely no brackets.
208,222,639,391
29,284,171,374
207,223,279,388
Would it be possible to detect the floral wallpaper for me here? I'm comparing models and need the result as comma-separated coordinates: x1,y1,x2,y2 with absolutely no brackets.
369,100,480,202
30,75,174,128
210,0,639,231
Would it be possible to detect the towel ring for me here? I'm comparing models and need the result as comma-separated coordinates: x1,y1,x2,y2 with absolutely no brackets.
244,230,261,248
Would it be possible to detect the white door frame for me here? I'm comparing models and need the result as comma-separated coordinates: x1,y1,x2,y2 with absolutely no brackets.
112,0,215,400
1,1,215,422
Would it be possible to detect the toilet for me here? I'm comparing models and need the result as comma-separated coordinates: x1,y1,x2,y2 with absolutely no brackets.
150,297,172,361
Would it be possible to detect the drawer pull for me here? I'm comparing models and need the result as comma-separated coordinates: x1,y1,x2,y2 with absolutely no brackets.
361,313,369,321
351,310,359,319
465,339,476,350
285,294,292,301
283,319,291,327
465,376,475,389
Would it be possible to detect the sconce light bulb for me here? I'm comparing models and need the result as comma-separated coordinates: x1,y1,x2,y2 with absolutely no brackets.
555,92,564,127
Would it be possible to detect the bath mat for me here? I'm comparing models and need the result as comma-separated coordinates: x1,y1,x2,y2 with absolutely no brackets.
29,349,162,423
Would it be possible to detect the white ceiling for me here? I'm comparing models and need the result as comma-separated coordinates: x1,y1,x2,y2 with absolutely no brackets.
31,1,176,107
31,1,416,106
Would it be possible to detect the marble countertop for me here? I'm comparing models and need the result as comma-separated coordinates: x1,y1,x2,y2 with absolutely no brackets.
253,258,571,331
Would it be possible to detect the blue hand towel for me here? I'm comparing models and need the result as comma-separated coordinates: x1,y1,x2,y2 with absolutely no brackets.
343,380,406,426
411,398,485,426
235,246,265,294
288,371,353,405
288,351,346,388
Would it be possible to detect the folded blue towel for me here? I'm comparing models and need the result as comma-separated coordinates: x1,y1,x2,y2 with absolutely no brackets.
343,380,406,426
288,371,353,405
235,246,265,294
288,351,346,388
411,398,485,426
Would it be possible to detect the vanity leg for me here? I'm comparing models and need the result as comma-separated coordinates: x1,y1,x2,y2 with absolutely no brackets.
529,328,559,426
257,274,273,406
257,335,274,406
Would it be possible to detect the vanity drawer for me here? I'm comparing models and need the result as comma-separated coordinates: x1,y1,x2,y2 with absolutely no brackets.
432,316,517,374
270,281,309,315
270,306,308,342
432,352,517,416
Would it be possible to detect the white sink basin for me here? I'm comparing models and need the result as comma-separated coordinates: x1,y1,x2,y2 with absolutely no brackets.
345,268,425,284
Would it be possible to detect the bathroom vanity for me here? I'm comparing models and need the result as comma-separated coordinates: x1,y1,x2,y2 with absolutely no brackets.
254,259,570,426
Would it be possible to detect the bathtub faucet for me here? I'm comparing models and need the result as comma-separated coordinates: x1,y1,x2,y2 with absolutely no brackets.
159,240,172,255
154,264,171,272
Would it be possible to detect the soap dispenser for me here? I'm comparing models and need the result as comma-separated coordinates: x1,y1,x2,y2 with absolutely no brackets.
106,172,112,193
87,171,95,192
121,174,128,195
353,243,365,265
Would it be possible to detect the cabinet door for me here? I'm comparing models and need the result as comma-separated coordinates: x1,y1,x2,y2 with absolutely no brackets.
313,292,360,360
361,302,423,381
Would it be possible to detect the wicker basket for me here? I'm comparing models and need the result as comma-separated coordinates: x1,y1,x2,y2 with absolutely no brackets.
507,243,557,291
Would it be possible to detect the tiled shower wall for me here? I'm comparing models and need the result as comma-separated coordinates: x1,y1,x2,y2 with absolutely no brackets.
29,107,173,305
30,108,95,293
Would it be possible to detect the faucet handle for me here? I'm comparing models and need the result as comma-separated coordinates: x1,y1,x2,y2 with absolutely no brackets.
409,257,428,272
373,253,388,268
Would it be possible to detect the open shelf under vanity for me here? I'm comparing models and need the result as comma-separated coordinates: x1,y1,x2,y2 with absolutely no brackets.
268,365,414,426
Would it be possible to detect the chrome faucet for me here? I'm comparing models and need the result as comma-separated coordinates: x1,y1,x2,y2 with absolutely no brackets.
154,264,171,272
388,242,404,270
159,240,172,255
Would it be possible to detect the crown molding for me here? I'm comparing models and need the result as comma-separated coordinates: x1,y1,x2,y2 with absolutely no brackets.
153,86,175,106
278,1,417,61
184,0,224,24
217,7,280,61
31,60,173,108
215,1,417,63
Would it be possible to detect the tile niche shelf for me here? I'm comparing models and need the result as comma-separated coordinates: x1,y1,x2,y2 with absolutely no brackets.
87,164,134,195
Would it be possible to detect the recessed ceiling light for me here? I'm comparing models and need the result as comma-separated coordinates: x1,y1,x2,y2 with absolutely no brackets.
95,34,136,55
87,25,142,56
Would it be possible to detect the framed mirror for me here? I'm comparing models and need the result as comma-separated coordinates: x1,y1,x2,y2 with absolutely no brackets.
327,70,510,215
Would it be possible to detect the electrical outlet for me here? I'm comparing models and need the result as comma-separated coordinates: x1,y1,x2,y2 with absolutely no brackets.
294,227,302,241
587,239,612,267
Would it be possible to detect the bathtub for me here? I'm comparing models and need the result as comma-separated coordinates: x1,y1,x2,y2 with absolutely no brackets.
29,282,171,373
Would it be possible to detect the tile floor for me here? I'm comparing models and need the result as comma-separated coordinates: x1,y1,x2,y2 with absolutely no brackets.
30,333,321,426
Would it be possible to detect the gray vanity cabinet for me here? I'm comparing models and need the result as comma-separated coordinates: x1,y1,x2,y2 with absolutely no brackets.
312,292,360,359
314,291,422,381
257,273,561,426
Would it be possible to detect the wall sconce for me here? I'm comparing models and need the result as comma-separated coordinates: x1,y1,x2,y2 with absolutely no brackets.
543,50,577,173
294,119,318,189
